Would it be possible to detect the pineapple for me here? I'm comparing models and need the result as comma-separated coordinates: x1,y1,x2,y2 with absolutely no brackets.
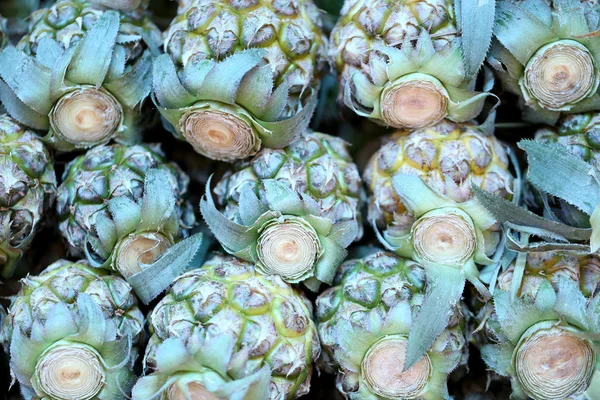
201,131,362,291
0,114,57,279
363,120,514,368
0,0,161,151
0,14,7,49
153,0,328,162
134,254,320,400
329,0,497,129
56,143,199,303
1,259,145,400
489,0,600,124
474,252,600,399
316,251,467,399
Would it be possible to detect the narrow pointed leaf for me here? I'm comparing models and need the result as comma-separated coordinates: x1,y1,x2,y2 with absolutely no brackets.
458,0,496,77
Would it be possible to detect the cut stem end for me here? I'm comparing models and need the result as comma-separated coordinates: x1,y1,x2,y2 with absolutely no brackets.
381,80,448,129
524,41,598,111
362,337,431,398
412,213,476,265
181,109,258,162
116,233,171,278
516,327,595,400
35,345,105,400
50,87,122,147
257,219,319,281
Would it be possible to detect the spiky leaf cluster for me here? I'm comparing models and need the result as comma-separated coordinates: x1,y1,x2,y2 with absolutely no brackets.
0,114,57,278
329,0,496,128
489,0,600,124
140,254,320,400
1,259,144,400
316,251,466,399
0,2,161,151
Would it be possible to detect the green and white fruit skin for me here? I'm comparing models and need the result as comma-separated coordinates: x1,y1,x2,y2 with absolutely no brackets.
202,131,362,292
0,114,57,279
535,112,600,169
0,259,145,400
136,254,320,400
489,0,600,125
153,0,328,162
56,143,197,303
476,252,600,400
0,1,161,152
316,251,466,400
329,0,496,129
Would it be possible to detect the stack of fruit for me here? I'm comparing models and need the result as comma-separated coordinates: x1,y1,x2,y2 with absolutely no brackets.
0,0,599,399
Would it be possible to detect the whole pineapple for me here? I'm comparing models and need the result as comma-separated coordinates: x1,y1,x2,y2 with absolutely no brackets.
489,0,600,124
363,120,514,368
0,114,57,279
56,143,197,303
475,252,600,400
153,0,328,162
0,0,161,151
1,259,145,400
329,0,496,129
316,251,467,399
134,254,320,400
202,131,362,291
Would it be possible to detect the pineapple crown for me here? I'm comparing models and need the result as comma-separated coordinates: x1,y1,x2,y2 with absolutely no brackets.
152,48,318,162
480,280,600,399
201,176,357,291
7,295,140,400
0,114,57,278
0,9,158,151
133,336,271,400
373,173,498,369
489,0,600,124
316,251,465,399
83,167,203,304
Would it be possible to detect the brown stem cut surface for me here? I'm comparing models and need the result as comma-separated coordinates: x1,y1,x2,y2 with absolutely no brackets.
116,233,171,278
181,110,257,162
362,338,431,398
412,214,476,265
168,382,219,400
381,81,448,129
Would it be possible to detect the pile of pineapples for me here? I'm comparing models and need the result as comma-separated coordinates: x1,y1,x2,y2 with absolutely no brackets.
0,0,599,399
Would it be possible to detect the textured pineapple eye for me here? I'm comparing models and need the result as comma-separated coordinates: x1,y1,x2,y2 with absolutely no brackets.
515,327,595,400
381,79,448,129
50,87,122,146
523,40,598,111
89,0,142,11
116,233,172,278
180,109,258,162
257,217,320,281
35,345,105,400
361,337,431,398
412,212,476,265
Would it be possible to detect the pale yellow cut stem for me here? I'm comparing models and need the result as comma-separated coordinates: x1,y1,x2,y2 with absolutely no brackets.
362,337,431,399
516,327,595,400
168,382,219,400
181,110,257,162
524,42,597,110
257,221,318,280
51,87,122,146
36,346,105,400
381,81,448,129
116,233,171,278
412,214,476,265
